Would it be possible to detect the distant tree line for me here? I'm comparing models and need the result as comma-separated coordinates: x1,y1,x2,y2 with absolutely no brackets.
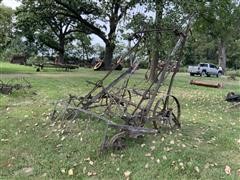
0,0,239,76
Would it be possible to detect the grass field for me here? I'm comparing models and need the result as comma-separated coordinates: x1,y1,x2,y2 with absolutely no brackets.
0,62,240,179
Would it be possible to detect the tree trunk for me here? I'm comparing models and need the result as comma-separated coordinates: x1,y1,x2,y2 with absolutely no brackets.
149,0,164,82
58,37,65,64
218,38,226,72
104,41,115,70
58,51,64,64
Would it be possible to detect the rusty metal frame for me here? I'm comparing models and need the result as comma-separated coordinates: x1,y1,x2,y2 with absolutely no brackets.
51,16,194,151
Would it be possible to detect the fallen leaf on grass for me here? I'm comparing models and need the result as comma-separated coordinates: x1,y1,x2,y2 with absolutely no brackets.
87,172,97,176
68,169,74,176
194,166,200,173
145,153,151,157
1,139,9,142
182,144,186,148
89,161,94,166
204,163,210,169
237,169,240,177
84,157,91,161
83,167,86,174
111,153,116,157
164,147,172,152
225,165,231,175
150,146,155,151
145,163,149,169
162,155,167,160
60,168,66,174
41,173,47,177
15,167,34,176
124,170,131,178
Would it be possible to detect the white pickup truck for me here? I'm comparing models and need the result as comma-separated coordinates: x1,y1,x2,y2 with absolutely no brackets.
188,63,223,77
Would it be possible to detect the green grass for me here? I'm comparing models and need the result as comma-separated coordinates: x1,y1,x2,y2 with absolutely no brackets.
0,62,35,74
0,63,240,179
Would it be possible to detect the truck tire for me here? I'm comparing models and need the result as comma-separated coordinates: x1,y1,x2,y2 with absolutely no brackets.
201,70,207,77
217,72,222,78
190,73,194,76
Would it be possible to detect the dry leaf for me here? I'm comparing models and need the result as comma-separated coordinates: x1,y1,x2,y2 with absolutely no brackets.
225,165,231,175
150,146,155,151
156,159,160,164
204,163,210,169
87,172,96,176
124,170,131,178
145,153,151,157
68,169,74,176
194,166,200,173
22,167,33,175
60,168,66,174
111,153,116,157
237,169,240,177
84,157,91,161
237,139,240,144
141,144,145,147
89,161,94,166
179,162,184,169
170,140,175,145
83,167,86,174
145,163,149,169
162,155,167,160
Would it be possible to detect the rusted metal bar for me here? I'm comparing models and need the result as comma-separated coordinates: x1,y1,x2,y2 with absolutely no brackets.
67,107,158,134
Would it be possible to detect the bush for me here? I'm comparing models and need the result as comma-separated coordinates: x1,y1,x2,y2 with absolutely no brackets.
226,70,240,77
26,56,49,65
138,61,148,69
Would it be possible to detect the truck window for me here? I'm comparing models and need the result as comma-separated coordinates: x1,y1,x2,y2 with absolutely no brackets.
210,64,217,69
200,64,208,67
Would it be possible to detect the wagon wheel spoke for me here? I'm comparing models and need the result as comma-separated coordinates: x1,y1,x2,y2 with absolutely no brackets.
108,131,127,150
153,95,181,130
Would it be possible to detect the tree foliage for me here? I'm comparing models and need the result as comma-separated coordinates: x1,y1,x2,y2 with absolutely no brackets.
52,0,138,69
1,0,239,71
16,0,89,63
0,5,14,53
